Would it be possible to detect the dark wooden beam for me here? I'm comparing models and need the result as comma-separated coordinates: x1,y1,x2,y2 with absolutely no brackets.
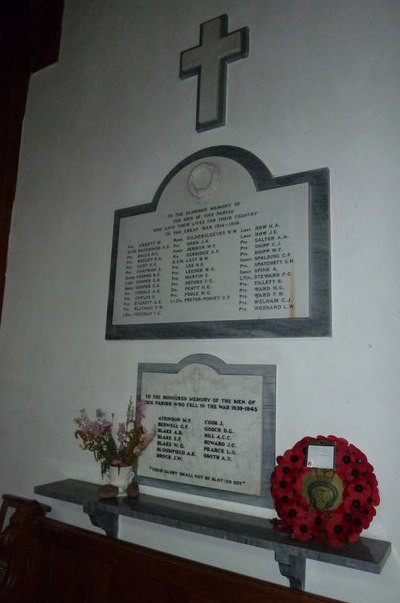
0,0,64,321
28,0,64,73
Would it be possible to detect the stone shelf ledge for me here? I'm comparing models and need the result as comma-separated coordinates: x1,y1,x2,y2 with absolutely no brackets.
34,479,391,591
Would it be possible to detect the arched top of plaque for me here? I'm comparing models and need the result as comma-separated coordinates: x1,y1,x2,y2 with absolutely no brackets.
150,147,275,218
106,145,330,339
153,146,274,208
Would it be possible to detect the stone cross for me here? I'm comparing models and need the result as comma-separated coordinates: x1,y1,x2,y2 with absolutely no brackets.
180,14,248,132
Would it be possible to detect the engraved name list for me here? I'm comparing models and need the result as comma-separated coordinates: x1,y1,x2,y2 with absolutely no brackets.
113,183,309,326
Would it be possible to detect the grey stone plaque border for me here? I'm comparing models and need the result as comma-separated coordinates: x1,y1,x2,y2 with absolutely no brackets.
106,145,331,340
135,353,276,508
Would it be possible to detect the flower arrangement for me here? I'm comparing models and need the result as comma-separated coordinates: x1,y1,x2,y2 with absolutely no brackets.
270,435,380,547
74,398,156,477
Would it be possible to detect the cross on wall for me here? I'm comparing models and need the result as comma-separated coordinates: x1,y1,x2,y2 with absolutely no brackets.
180,14,249,132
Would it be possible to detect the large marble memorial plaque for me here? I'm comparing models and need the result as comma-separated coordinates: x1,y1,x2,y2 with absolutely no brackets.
106,146,330,339
136,354,276,506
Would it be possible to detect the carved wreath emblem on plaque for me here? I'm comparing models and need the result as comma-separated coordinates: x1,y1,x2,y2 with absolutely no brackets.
187,162,220,199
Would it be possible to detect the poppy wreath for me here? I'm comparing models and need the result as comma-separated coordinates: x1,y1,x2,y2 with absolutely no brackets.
270,435,380,547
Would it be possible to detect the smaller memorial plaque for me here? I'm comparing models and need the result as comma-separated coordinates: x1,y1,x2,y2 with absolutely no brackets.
136,353,276,507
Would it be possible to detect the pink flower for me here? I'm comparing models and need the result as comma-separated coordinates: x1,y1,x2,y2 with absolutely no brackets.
99,420,113,434
117,422,126,444
135,400,146,424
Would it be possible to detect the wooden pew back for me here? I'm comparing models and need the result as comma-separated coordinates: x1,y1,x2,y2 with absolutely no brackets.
0,500,346,603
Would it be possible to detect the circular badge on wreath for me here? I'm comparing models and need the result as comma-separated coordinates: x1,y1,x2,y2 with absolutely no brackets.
270,435,380,547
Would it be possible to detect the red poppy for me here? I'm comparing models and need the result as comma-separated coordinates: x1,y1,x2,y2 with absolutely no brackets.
347,528,363,543
342,460,374,482
280,500,308,521
325,517,351,548
273,517,292,533
280,447,307,470
292,513,314,542
305,508,325,540
272,465,296,484
335,447,355,471
291,469,308,498
347,480,372,502
325,435,348,446
358,504,377,529
348,444,368,463
270,468,295,501
272,492,296,510
369,485,380,506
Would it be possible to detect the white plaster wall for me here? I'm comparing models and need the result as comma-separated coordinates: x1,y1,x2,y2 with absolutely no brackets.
0,0,399,600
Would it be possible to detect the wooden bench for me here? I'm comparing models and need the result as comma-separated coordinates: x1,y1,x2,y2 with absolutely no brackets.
0,496,346,603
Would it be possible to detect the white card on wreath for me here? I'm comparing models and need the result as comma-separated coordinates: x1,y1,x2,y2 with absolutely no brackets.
307,444,335,469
